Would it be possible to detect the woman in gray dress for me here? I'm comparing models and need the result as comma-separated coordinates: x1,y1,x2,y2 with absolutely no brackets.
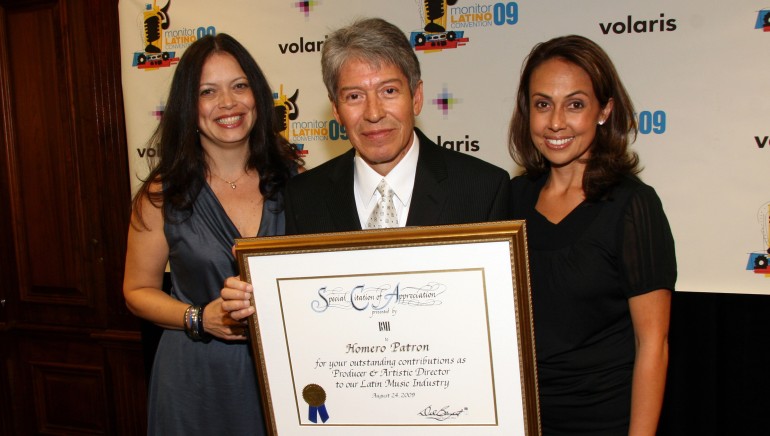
123,33,302,435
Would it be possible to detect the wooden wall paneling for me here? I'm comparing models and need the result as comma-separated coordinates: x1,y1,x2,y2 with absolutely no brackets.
4,328,148,435
0,334,18,435
0,2,19,327
31,362,109,434
1,0,133,329
95,330,148,435
81,0,135,329
0,2,20,432
0,0,147,433
19,331,109,435
4,0,103,326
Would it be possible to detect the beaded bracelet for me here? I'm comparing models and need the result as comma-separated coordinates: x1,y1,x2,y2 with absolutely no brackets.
198,304,211,342
183,304,212,342
183,305,194,338
190,306,200,339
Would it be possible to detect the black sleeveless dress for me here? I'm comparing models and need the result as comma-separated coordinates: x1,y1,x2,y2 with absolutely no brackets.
510,174,676,435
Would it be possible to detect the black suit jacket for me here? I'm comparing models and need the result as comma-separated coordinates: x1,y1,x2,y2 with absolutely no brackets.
285,128,510,234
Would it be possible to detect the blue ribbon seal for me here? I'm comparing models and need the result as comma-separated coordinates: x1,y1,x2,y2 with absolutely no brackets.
308,403,329,423
303,384,329,424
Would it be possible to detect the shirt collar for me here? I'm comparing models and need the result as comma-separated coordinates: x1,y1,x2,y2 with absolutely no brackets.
355,132,420,207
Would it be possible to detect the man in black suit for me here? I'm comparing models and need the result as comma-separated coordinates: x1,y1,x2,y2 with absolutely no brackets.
220,17,509,325
285,17,509,233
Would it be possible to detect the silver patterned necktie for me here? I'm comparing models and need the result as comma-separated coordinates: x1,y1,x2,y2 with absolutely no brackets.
367,179,399,229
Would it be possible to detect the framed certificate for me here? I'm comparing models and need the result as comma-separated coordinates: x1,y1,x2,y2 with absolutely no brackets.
235,220,540,435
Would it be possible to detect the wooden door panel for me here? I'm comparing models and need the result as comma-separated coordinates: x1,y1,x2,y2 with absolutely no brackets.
0,1,146,434
4,2,97,316
0,0,134,327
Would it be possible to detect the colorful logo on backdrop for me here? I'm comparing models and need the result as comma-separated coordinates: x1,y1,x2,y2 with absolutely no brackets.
411,1,519,53
429,86,480,152
293,1,320,17
634,110,667,135
274,85,348,146
746,203,770,277
131,0,217,71
150,102,165,120
289,117,349,144
132,0,177,70
432,86,461,117
273,85,308,157
755,9,770,31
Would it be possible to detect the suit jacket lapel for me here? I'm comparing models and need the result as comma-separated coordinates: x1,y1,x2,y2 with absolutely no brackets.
326,149,363,231
406,129,449,226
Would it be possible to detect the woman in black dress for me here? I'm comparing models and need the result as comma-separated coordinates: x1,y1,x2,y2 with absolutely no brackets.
508,35,676,435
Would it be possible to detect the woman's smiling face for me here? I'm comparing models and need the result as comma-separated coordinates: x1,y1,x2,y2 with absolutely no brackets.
197,52,257,151
528,57,612,170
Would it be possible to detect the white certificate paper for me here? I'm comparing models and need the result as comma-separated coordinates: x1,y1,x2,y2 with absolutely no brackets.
280,268,496,424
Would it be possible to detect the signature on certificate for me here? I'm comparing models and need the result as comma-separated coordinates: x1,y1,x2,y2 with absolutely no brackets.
417,405,467,421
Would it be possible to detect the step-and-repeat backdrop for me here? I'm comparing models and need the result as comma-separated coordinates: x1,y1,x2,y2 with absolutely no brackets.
118,0,770,295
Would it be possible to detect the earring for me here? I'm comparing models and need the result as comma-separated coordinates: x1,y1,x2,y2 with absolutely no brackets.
597,120,605,126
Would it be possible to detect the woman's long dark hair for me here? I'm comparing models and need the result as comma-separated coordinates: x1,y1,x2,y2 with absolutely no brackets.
132,33,302,228
508,35,639,201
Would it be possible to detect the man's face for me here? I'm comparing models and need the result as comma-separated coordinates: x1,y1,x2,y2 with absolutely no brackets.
332,58,423,176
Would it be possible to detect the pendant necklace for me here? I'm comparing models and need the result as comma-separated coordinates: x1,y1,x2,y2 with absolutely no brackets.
212,171,246,189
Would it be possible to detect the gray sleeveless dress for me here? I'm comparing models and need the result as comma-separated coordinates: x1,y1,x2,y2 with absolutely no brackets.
147,183,285,435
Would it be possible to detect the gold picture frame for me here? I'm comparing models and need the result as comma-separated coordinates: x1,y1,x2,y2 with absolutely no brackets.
235,220,540,435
